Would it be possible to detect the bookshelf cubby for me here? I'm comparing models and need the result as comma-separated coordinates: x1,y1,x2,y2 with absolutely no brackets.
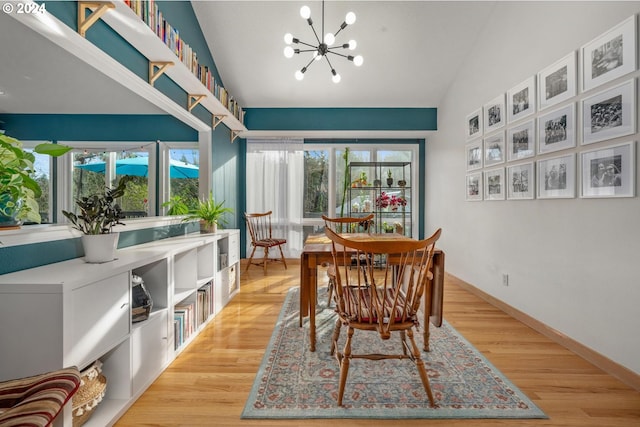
0,229,240,427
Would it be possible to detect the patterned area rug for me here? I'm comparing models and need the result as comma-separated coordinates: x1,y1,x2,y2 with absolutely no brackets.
242,287,547,419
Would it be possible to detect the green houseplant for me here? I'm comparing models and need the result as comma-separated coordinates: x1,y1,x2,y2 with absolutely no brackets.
62,176,133,263
0,133,71,227
184,192,233,233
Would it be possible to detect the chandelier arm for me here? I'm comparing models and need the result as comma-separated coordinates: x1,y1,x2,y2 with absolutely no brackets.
296,39,318,49
327,50,351,60
323,53,335,71
302,55,317,71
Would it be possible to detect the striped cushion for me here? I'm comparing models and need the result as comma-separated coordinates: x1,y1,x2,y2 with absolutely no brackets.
0,367,81,427
254,238,286,247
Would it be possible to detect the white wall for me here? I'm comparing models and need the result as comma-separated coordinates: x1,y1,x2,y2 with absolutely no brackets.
428,2,640,375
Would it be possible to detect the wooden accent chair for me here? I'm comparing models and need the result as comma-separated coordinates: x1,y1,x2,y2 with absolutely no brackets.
324,227,442,407
0,366,81,426
321,214,374,305
244,211,287,274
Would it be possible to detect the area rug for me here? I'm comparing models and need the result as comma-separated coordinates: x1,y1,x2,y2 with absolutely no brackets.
242,287,547,419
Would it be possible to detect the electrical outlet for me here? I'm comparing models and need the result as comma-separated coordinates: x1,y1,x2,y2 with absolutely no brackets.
502,273,509,286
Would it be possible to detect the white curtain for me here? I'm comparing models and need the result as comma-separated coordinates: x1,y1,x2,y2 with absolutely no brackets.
246,139,304,258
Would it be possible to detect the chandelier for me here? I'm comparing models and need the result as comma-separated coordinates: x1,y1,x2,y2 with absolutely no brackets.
283,1,363,83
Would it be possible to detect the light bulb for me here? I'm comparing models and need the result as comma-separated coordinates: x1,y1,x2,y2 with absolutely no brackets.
348,39,357,50
295,70,305,80
354,55,363,67
345,12,356,25
284,33,293,45
313,50,322,60
284,46,294,58
300,5,311,19
324,32,335,46
332,72,341,83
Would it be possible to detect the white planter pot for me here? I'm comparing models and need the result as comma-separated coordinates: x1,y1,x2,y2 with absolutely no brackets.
81,233,119,263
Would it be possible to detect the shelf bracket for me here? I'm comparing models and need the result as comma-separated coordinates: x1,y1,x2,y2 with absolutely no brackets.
77,2,115,38
231,130,241,143
148,61,174,86
212,114,226,129
187,94,206,112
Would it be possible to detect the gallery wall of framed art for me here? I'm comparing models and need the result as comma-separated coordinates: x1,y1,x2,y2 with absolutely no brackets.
465,13,638,202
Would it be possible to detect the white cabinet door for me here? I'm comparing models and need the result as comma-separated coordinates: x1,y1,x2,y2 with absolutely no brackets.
132,311,169,393
69,272,130,367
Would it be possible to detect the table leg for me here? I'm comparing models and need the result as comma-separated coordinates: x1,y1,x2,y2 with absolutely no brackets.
299,254,309,327
309,261,318,352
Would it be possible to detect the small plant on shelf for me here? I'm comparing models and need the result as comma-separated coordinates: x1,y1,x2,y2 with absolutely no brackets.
389,195,407,211
375,192,390,209
183,192,233,233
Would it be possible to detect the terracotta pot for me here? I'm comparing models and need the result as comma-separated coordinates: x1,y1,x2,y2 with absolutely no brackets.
200,220,218,234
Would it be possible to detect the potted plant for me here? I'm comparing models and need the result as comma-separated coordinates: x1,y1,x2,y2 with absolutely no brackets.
183,192,233,233
62,176,133,263
162,195,191,216
0,133,71,228
386,169,393,187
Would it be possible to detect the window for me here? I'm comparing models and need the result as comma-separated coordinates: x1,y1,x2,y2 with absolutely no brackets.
23,141,52,224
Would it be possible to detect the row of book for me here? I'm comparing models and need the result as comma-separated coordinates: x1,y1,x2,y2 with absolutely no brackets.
124,0,245,124
173,281,215,351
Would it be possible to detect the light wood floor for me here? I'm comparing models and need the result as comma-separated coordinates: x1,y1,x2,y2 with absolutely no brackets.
116,259,640,426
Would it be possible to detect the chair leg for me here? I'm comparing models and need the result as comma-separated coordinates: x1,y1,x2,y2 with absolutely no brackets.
337,326,354,406
245,246,258,272
263,247,269,275
327,276,334,307
330,318,341,356
277,244,287,269
406,328,436,407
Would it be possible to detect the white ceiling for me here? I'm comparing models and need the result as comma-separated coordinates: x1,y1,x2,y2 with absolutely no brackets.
0,1,497,119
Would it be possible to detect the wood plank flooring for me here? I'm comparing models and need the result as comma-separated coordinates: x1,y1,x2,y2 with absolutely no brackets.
115,260,640,426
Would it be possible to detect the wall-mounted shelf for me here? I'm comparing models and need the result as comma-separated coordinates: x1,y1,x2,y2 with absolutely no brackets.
86,0,247,133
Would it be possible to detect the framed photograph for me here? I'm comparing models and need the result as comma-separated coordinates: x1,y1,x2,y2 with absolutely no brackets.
507,76,536,123
484,167,505,200
466,109,483,140
538,103,576,154
465,172,483,201
580,141,635,198
465,139,483,171
537,153,576,199
581,15,637,92
582,79,635,145
538,51,576,110
507,162,535,200
484,131,505,167
483,94,505,133
507,120,535,161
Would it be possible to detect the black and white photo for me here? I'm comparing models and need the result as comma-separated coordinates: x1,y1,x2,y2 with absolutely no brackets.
537,103,576,154
537,154,576,199
507,162,535,200
582,15,637,91
483,94,505,132
538,52,576,110
582,79,635,145
507,76,536,123
484,167,505,200
466,139,483,171
484,132,505,167
581,141,635,198
507,120,535,161
466,109,483,140
465,172,483,201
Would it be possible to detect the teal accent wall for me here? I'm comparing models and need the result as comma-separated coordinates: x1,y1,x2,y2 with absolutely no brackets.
245,108,437,131
0,114,197,141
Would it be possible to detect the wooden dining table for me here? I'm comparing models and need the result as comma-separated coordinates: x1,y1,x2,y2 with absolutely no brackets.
299,233,445,352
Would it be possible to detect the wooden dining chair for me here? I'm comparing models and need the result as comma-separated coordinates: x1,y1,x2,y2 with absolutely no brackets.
324,226,442,407
244,211,287,274
321,214,374,305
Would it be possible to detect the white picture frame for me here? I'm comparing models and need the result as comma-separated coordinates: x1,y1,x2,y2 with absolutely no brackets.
581,15,637,92
483,94,506,133
580,141,635,198
538,103,576,154
465,139,483,171
582,79,636,145
538,51,577,110
466,109,483,140
483,131,505,167
507,162,535,200
465,172,483,201
537,153,576,199
484,167,505,200
507,76,536,123
507,120,535,161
